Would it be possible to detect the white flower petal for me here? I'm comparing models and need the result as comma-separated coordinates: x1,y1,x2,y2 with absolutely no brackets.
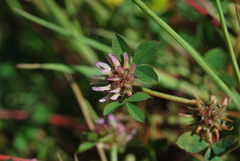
100,69,111,75
96,62,111,70
117,66,124,74
129,64,136,74
107,78,120,81
123,52,129,69
92,85,110,91
109,88,121,93
99,94,112,102
110,93,120,100
108,54,121,69
127,73,134,79
126,89,132,96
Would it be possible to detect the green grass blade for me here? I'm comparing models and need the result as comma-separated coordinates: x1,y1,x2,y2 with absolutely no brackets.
132,0,240,109
16,63,100,77
13,8,111,54
85,0,111,25
215,0,240,86
5,0,23,10
41,0,69,28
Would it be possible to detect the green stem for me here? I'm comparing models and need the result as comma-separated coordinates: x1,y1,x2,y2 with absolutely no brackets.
215,0,240,86
111,144,118,161
132,0,240,108
139,87,196,105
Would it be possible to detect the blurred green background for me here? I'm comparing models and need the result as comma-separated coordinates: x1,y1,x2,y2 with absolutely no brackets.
0,0,239,160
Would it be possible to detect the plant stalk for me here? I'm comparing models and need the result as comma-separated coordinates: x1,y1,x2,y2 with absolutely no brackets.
65,74,108,161
139,87,197,106
111,144,118,161
215,0,240,86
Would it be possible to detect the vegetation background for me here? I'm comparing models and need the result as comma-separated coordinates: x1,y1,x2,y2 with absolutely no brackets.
0,0,239,160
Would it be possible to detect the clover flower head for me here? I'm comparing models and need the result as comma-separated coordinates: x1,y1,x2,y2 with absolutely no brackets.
181,94,233,144
94,114,137,150
92,52,141,102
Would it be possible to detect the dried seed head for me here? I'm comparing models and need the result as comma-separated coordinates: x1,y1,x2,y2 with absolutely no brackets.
181,94,233,144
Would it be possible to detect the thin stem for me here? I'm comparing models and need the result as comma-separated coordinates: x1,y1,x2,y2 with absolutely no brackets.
65,74,95,130
138,87,197,106
215,0,240,86
132,0,240,109
65,74,108,161
56,152,63,161
97,144,108,161
111,144,118,161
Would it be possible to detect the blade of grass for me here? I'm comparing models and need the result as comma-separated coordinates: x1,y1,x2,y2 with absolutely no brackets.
64,0,78,19
32,0,98,65
41,0,69,28
16,63,100,77
132,0,240,109
13,8,111,54
85,0,111,25
5,0,23,10
215,0,240,86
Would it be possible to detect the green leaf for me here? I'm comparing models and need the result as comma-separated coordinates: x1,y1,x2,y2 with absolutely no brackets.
78,142,96,153
176,132,208,153
212,135,240,156
220,73,234,88
204,48,227,71
135,65,158,82
112,34,129,60
126,92,151,102
205,148,223,161
132,41,160,64
103,102,124,116
125,103,145,122
82,132,98,141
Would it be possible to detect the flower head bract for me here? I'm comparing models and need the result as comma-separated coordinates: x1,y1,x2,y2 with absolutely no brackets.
92,52,140,102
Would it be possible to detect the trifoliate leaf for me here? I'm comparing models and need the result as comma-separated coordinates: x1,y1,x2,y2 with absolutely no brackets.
125,103,145,122
212,135,240,157
103,102,124,116
204,148,223,161
127,92,151,102
112,34,129,60
135,65,158,82
204,48,227,71
132,41,160,64
176,132,208,153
